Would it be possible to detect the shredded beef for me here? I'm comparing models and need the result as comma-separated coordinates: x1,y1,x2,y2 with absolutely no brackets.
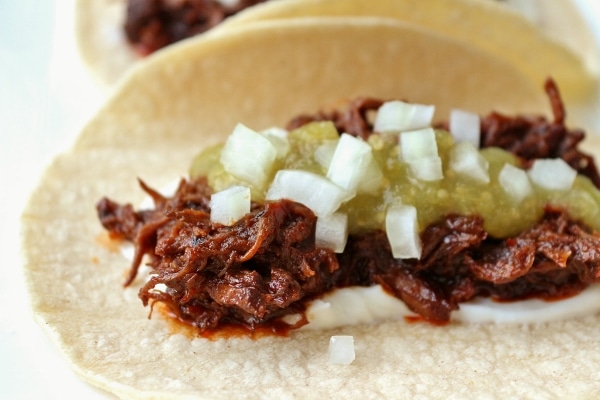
287,78,600,188
124,0,268,55
98,180,600,328
97,79,600,330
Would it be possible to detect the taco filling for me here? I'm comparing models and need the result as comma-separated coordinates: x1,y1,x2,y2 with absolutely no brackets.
124,0,268,55
97,79,600,333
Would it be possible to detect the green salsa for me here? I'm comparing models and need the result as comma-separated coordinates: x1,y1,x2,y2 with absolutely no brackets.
190,122,600,238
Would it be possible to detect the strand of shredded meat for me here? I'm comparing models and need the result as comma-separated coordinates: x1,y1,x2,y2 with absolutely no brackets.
97,78,600,330
124,0,268,55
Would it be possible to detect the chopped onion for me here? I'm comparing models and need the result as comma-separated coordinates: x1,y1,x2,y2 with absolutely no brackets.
385,204,422,259
449,109,480,147
220,123,277,190
209,186,251,226
400,128,443,181
357,157,384,193
327,133,373,193
265,170,347,217
527,158,577,191
399,127,439,162
498,163,533,203
449,141,490,184
314,140,338,169
374,100,435,133
315,213,348,253
260,127,290,158
407,156,444,182
328,336,355,365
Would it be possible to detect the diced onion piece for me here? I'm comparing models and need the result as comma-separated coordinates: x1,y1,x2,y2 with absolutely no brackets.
449,109,480,147
385,205,422,259
498,163,533,203
220,123,277,190
407,156,443,182
261,127,290,158
328,336,355,365
209,186,251,226
399,128,439,162
315,213,348,253
314,141,338,169
528,158,577,191
265,170,347,217
357,157,384,193
449,141,490,184
327,134,373,193
374,100,435,133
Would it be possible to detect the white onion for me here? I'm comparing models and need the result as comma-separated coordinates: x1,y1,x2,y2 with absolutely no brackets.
260,127,290,158
399,127,439,162
315,213,348,253
220,123,277,190
209,186,251,226
314,140,338,169
449,109,480,147
498,163,533,203
454,285,600,323
407,156,444,182
327,133,373,193
527,158,577,191
265,170,348,217
328,336,355,365
374,100,435,133
385,204,422,259
357,157,384,193
449,141,490,184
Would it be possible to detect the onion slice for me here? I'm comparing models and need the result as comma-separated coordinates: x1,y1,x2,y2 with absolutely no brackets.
315,213,348,253
385,204,422,259
449,109,480,147
220,123,277,190
449,141,490,184
328,336,355,365
209,186,251,226
498,163,533,203
528,158,577,191
374,100,435,133
265,170,347,217
327,133,373,193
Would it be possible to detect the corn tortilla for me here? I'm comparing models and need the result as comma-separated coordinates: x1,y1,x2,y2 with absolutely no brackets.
76,0,598,99
24,19,600,399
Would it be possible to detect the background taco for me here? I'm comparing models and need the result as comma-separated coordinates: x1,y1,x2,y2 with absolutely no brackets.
23,18,600,399
76,0,598,95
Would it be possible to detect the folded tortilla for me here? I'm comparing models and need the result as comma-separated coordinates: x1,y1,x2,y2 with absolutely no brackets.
75,0,598,95
24,18,600,399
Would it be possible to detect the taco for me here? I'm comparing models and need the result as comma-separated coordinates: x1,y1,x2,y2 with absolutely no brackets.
24,18,600,399
75,0,597,97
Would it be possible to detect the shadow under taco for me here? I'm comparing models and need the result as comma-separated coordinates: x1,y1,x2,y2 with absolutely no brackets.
24,16,600,399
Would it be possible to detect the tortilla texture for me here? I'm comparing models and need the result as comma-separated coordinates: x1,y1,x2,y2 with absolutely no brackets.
24,19,600,399
75,0,598,96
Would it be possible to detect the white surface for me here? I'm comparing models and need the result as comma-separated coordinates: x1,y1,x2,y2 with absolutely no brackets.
0,1,109,398
0,1,599,399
